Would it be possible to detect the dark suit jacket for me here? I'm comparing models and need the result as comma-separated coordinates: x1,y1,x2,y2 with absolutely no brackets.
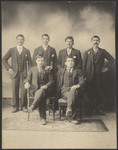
82,48,114,82
56,68,85,96
33,45,57,73
24,66,54,95
58,48,82,70
2,46,32,79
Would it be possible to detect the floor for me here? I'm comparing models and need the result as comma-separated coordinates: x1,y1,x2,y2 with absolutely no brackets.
2,106,117,149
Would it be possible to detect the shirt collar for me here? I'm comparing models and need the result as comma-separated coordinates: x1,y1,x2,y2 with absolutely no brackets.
67,48,72,51
37,65,45,71
66,67,73,73
42,45,48,50
92,47,99,53
37,67,43,72
17,45,23,50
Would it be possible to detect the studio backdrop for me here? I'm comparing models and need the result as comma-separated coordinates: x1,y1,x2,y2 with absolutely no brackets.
2,1,116,110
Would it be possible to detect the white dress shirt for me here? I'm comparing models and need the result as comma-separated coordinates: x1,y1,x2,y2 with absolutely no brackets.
37,67,43,73
42,45,48,51
67,67,73,73
67,48,72,56
17,45,23,55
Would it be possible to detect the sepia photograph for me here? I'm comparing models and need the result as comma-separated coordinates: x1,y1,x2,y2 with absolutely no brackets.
1,0,117,149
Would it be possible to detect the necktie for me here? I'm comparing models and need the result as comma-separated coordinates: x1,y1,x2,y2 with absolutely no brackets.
67,50,71,56
17,46,23,55
68,69,72,76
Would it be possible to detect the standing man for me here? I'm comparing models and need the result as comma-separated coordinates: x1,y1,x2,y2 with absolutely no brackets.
2,34,32,113
58,36,82,70
33,34,57,76
83,35,114,115
24,55,54,125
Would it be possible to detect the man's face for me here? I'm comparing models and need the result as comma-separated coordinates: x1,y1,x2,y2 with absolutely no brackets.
65,39,74,48
65,58,74,68
16,36,24,46
36,57,45,68
92,37,100,47
42,36,50,45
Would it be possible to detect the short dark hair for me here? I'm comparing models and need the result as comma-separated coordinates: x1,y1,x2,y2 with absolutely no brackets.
35,54,45,60
42,34,50,40
65,36,74,43
66,55,74,61
16,34,25,40
91,35,100,41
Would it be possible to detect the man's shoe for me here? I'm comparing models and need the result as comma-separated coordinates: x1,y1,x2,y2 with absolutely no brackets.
66,109,72,117
12,108,19,113
70,120,79,124
22,107,28,112
41,119,47,125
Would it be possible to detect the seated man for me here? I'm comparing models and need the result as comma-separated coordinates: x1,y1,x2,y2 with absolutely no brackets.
57,56,85,123
24,55,53,125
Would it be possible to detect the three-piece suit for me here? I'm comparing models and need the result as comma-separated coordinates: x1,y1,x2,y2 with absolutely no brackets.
82,47,114,112
33,45,57,74
24,66,53,119
2,46,32,109
57,48,82,70
57,68,85,114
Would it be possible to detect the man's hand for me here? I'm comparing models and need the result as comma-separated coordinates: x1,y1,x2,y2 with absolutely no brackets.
70,85,80,91
102,67,109,72
45,66,52,70
41,85,48,90
8,68,14,76
24,82,30,89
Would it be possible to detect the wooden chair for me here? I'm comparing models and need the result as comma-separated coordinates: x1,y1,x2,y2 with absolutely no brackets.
46,97,56,121
58,89,83,122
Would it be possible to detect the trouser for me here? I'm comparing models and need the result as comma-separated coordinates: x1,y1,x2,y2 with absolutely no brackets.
87,74,104,113
33,88,46,120
12,71,27,108
61,89,78,112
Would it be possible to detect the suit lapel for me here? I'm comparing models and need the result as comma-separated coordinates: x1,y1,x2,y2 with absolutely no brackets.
71,48,75,57
35,67,39,87
22,47,26,63
40,45,45,55
64,48,67,57
89,48,94,64
91,47,102,63
47,45,51,60
15,47,19,65
61,68,66,86
41,45,50,62
42,69,47,80
96,48,102,63
66,48,74,57
62,49,67,68
73,69,77,79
